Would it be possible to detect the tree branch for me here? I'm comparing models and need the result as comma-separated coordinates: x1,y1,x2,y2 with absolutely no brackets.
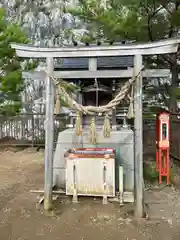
156,77,169,108
141,2,179,66
140,2,164,41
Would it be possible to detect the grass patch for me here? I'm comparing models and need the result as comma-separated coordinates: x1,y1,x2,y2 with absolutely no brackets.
143,161,175,184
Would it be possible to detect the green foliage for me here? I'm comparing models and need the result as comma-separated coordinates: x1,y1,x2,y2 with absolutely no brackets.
170,167,175,185
60,80,80,95
143,162,159,183
0,8,34,115
70,0,180,43
144,161,175,184
0,102,21,116
174,87,180,99
58,80,80,108
70,0,180,113
70,1,147,41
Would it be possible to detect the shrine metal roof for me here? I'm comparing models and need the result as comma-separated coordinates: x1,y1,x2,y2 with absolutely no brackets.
54,41,134,69
54,56,133,70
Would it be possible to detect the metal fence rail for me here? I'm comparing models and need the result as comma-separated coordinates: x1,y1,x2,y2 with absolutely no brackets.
0,113,180,161
0,113,69,147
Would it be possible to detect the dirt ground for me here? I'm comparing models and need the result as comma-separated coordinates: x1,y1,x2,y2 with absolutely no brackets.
0,148,180,240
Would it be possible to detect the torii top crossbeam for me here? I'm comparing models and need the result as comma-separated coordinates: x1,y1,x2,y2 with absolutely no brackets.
11,38,180,58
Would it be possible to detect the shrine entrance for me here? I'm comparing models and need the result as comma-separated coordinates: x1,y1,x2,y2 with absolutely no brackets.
11,38,180,217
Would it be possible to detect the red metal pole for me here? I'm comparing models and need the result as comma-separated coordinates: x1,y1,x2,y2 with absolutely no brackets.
159,148,162,184
166,149,170,185
156,147,159,171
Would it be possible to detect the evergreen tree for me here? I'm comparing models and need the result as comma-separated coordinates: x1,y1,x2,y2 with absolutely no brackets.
0,7,35,114
70,0,180,113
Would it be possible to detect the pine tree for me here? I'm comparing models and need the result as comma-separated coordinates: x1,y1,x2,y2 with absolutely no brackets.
0,7,36,115
70,0,180,114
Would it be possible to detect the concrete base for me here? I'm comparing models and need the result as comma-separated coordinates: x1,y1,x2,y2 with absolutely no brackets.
53,128,134,194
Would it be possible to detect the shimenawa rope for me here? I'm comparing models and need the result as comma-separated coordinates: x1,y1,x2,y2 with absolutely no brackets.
48,68,143,143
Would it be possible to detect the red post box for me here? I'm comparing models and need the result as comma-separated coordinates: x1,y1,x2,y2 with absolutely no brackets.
156,112,170,184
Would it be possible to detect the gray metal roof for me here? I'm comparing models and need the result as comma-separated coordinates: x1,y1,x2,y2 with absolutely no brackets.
54,56,133,70
53,41,134,69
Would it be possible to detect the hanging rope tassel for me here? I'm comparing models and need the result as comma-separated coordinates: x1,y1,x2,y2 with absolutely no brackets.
89,117,96,144
55,86,61,114
75,111,82,136
127,85,134,119
103,114,111,138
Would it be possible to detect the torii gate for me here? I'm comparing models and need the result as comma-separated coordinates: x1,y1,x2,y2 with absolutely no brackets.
11,38,180,218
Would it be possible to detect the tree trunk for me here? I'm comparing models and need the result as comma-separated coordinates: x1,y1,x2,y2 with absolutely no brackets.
169,53,178,159
169,53,178,113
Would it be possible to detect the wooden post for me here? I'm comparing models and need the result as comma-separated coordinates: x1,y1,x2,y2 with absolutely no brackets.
44,57,54,211
88,58,97,71
119,166,124,205
134,54,144,218
112,79,117,129
88,58,98,124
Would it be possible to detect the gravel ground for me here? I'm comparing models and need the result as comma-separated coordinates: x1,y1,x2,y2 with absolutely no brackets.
0,149,180,240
